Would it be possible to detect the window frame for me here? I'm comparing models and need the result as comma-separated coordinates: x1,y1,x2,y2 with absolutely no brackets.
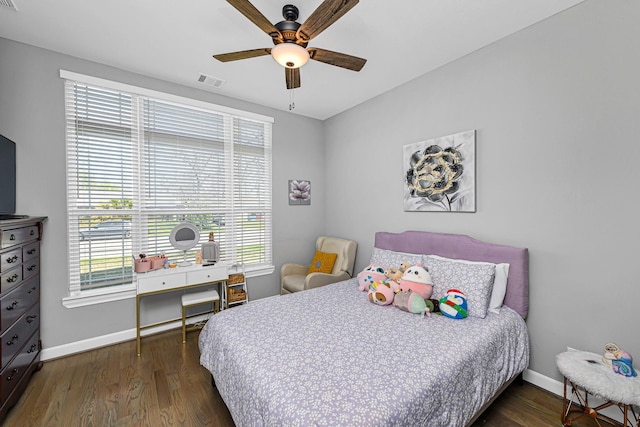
60,70,274,308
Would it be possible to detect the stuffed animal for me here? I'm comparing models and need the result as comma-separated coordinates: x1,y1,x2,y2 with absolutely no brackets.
439,289,468,319
393,290,431,317
385,261,411,284
399,264,433,299
368,280,396,305
603,343,637,377
357,264,387,292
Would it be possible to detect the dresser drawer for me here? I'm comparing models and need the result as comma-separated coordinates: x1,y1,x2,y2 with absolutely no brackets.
0,248,22,274
0,226,38,250
0,267,22,294
186,266,227,286
1,304,39,369
22,257,39,280
0,275,39,335
22,241,39,262
137,272,186,294
0,329,39,403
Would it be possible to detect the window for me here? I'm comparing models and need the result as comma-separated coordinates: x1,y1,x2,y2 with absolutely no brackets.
62,71,273,299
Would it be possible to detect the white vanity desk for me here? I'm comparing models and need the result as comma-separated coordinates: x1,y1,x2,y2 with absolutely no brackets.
135,263,228,356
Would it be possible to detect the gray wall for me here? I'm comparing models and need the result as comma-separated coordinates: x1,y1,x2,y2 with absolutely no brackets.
0,37,325,348
2,0,638,383
324,0,640,380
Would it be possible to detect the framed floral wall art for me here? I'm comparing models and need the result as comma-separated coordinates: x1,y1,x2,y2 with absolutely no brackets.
289,179,311,205
403,130,476,212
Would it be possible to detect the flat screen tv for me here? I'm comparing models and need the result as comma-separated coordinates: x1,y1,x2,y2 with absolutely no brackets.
0,133,17,215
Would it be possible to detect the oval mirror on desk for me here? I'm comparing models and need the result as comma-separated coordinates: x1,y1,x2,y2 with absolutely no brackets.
169,222,200,267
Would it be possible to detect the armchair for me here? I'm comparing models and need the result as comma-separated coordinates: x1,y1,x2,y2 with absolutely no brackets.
280,236,358,294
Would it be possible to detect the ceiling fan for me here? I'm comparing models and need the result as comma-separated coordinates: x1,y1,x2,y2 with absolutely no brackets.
214,0,367,90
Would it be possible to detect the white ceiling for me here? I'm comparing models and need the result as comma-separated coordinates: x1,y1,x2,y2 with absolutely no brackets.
0,0,584,120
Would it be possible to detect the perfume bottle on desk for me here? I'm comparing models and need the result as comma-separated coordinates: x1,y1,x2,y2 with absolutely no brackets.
202,232,220,266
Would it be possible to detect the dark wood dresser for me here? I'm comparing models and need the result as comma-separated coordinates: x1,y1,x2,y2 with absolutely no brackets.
0,216,45,421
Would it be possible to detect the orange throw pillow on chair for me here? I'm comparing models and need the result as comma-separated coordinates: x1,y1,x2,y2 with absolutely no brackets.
307,251,337,274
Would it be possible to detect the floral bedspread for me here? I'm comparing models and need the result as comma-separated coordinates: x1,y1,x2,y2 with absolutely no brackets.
199,279,529,427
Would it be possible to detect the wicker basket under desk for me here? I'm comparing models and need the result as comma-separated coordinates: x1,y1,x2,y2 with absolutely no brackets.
228,273,245,285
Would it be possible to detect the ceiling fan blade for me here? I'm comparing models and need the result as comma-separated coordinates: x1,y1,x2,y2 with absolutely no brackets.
285,68,301,89
297,0,359,42
227,0,282,40
308,48,366,71
213,48,271,62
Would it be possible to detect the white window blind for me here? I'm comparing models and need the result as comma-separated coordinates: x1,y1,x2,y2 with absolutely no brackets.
64,75,272,295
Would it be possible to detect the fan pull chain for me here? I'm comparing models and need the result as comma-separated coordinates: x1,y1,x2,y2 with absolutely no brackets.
289,89,295,111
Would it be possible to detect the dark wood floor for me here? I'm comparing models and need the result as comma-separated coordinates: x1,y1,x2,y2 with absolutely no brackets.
3,328,616,427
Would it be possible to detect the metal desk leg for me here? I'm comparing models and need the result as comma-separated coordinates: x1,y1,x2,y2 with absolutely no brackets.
136,294,141,356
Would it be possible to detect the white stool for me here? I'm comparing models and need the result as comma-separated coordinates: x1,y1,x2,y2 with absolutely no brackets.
181,289,220,343
556,350,640,426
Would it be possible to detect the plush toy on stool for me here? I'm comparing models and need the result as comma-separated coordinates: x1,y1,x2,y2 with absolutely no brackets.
603,342,637,377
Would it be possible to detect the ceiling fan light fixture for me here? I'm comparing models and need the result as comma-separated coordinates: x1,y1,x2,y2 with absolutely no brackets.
271,43,309,69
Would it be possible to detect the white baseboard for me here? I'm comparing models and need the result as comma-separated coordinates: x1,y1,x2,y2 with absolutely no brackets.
523,368,565,396
40,314,210,361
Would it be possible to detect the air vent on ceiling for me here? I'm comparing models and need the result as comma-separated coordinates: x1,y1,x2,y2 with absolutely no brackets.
197,73,225,88
0,0,17,11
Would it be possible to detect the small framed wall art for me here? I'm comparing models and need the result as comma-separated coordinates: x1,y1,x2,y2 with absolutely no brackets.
289,179,311,205
403,129,476,212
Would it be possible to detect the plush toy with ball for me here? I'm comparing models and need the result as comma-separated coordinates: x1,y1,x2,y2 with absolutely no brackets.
399,264,433,299
357,264,387,291
439,289,468,319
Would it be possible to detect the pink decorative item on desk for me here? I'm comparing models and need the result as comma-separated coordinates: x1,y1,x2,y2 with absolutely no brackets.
134,253,164,273
134,259,151,273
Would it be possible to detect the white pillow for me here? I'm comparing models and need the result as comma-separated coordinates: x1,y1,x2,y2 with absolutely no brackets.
488,263,510,314
424,255,509,317
423,255,496,319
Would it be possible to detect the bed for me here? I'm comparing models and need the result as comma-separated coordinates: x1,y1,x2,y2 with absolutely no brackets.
199,230,530,426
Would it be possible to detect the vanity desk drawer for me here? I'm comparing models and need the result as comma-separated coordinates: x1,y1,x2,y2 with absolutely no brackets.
186,265,227,285
137,272,187,295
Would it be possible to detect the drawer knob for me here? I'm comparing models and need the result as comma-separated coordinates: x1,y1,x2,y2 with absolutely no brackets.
6,274,19,283
7,368,20,381
27,249,36,255
6,334,19,346
28,286,37,294
30,230,35,235
27,264,37,271
27,343,37,353
6,255,18,263
9,234,16,241
27,315,37,323
6,301,18,310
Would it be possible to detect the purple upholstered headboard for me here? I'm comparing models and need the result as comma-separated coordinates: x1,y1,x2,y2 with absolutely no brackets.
374,231,529,318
